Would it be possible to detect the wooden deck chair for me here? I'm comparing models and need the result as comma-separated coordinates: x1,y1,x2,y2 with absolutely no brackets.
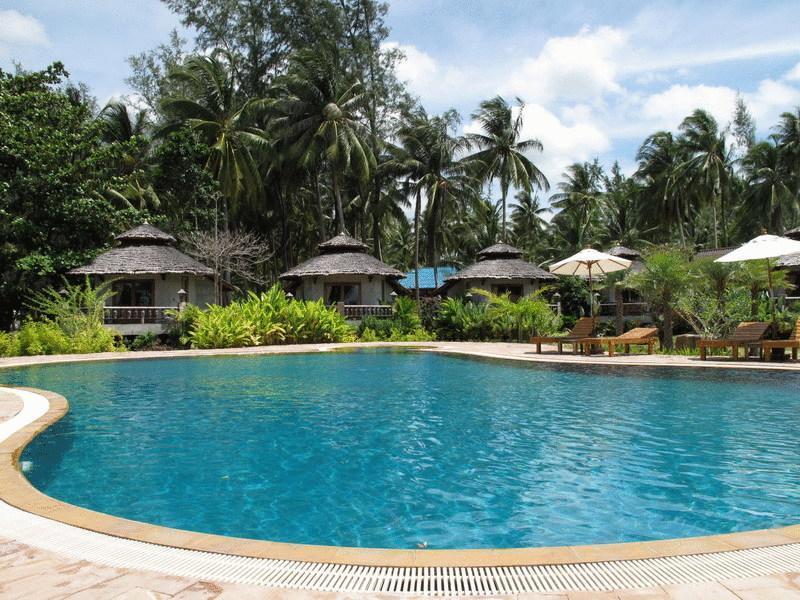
699,321,769,360
530,317,594,354
577,327,660,356
762,317,800,361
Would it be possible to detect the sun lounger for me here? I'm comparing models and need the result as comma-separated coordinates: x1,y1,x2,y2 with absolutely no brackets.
698,321,769,360
762,317,800,361
530,317,594,354
577,327,660,356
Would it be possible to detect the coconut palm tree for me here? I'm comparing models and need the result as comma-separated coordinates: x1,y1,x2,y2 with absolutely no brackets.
510,190,549,257
388,109,475,299
161,50,268,226
774,108,800,203
678,109,732,248
98,101,150,144
738,138,797,235
465,96,548,239
550,160,604,249
635,131,689,246
271,49,374,236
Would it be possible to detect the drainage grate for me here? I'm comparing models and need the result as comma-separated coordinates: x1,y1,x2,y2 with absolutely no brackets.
4,388,800,595
3,501,800,595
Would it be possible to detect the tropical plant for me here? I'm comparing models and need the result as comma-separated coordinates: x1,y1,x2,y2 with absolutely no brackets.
465,96,548,238
625,249,693,350
161,50,268,224
271,48,375,235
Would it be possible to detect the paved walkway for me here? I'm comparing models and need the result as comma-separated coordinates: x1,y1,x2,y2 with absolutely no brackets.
1,345,800,598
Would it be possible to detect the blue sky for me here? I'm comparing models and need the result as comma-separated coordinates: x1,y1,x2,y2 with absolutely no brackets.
2,0,800,196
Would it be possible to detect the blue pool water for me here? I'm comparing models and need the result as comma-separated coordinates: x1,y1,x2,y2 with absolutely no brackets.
4,349,800,550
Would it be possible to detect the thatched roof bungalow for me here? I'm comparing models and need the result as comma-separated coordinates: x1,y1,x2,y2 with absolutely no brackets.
69,223,217,335
438,243,556,300
279,234,406,308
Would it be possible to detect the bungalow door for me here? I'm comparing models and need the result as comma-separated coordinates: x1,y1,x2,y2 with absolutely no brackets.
112,280,156,307
325,283,361,305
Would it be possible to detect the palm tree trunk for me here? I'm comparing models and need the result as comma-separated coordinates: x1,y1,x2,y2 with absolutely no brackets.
313,169,326,243
663,307,674,350
501,181,509,242
373,212,382,260
414,191,421,303
711,192,719,249
332,171,345,234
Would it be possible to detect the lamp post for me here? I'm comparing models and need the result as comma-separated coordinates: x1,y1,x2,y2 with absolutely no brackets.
177,288,188,312
285,292,294,301
552,292,561,315
465,292,473,303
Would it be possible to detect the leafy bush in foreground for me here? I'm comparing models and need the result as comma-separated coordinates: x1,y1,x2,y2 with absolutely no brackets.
188,284,355,349
0,279,123,356
356,297,435,342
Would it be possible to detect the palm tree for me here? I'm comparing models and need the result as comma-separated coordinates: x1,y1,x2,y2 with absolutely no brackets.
510,190,549,257
774,108,800,204
465,96,548,239
602,163,647,247
389,109,475,299
161,50,268,227
550,160,604,249
635,131,689,246
738,139,797,235
678,109,731,247
98,101,150,144
625,249,692,350
271,49,374,236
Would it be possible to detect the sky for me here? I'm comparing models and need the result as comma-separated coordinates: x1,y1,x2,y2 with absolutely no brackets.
2,0,800,201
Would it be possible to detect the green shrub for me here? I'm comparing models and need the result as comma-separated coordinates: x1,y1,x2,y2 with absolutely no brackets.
165,304,203,347
187,284,355,349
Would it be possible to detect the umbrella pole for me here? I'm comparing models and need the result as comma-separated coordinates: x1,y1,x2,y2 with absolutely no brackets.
767,257,777,332
588,263,594,334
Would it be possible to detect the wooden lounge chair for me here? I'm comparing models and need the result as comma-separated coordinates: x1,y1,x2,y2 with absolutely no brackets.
577,327,660,356
762,317,800,361
530,317,594,354
698,321,769,360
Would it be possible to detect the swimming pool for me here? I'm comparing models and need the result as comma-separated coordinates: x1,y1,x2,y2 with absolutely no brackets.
5,349,800,550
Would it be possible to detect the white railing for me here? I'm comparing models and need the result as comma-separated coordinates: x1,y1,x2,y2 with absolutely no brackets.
103,306,172,325
340,304,393,319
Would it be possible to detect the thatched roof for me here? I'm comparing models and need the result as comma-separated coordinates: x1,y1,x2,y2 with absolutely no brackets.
279,234,404,279
115,223,176,245
785,227,800,241
606,245,641,259
69,224,214,276
443,243,556,284
776,252,800,269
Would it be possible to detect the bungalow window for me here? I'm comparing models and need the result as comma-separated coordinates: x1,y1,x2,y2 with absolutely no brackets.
492,284,523,301
113,280,155,307
325,283,361,305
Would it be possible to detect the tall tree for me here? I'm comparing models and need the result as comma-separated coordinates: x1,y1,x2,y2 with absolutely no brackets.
678,109,731,248
550,160,604,250
738,139,797,234
271,48,375,235
161,50,269,227
466,96,548,239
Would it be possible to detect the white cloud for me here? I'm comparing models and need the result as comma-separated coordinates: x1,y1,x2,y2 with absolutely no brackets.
786,62,800,82
0,10,49,54
506,26,626,105
465,102,610,189
383,41,482,106
641,84,738,129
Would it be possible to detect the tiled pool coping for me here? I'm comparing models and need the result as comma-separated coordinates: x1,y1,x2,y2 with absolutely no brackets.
2,342,800,576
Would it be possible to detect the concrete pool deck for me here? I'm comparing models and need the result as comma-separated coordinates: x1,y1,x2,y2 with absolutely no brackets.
1,342,800,597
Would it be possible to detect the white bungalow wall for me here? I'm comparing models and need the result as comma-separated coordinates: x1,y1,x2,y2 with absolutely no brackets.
444,279,543,299
99,274,216,308
294,274,391,304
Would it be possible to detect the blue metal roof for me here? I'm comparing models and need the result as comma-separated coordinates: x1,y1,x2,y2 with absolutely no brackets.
399,266,458,289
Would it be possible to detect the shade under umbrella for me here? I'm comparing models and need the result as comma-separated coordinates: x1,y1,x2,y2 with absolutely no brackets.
550,249,632,331
715,234,800,328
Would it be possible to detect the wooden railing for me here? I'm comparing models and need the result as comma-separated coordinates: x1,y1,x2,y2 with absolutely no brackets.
340,304,393,319
104,306,172,325
598,302,650,317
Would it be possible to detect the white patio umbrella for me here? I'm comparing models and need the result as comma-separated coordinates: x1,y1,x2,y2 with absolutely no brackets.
549,248,632,331
715,234,800,327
